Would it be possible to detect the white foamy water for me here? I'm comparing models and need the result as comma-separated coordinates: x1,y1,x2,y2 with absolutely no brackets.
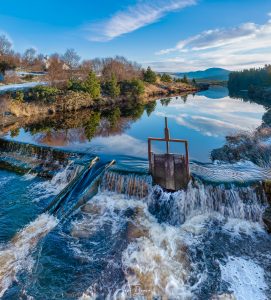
0,213,58,298
148,183,267,225
28,164,81,202
220,257,268,300
77,192,198,299
77,188,271,300
223,218,266,237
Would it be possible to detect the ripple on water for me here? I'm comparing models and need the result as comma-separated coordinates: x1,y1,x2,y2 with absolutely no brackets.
191,160,271,184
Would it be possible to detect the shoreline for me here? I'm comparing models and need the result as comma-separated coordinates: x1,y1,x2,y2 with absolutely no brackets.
0,82,204,132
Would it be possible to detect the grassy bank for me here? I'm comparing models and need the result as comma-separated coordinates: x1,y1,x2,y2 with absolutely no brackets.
1,80,200,119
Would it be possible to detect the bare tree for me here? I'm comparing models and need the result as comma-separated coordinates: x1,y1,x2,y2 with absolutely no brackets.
46,54,67,86
91,58,104,75
22,48,37,67
101,56,142,81
62,48,80,69
79,60,93,79
0,35,12,55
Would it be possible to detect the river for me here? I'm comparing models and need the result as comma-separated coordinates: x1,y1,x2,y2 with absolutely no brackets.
0,86,271,299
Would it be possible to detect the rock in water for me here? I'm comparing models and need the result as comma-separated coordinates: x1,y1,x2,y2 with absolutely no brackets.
263,206,271,232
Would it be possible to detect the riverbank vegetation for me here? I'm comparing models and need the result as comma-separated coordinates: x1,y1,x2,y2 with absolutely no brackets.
0,34,200,119
228,65,271,101
212,67,271,167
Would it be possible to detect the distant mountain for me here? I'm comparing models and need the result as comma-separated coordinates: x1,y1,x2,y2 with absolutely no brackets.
173,68,231,81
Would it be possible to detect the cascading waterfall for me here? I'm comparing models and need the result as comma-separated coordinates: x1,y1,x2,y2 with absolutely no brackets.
100,170,152,199
148,183,267,225
1,156,270,299
100,171,268,225
77,172,271,300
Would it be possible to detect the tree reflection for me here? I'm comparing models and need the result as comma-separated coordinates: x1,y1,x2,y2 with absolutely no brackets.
84,112,101,141
10,98,150,146
145,101,156,117
160,98,171,106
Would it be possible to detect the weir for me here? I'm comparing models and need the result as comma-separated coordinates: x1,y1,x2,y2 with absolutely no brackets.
1,137,271,298
0,138,87,178
101,170,152,199
49,158,116,221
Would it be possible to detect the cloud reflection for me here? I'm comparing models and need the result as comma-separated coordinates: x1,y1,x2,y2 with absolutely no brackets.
156,93,265,137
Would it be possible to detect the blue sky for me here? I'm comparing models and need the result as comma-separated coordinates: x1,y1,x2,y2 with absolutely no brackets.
1,0,271,71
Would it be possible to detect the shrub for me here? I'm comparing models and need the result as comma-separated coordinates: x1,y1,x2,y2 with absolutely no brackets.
0,61,16,73
143,67,157,84
160,73,172,83
67,78,85,92
120,79,145,97
33,85,59,96
14,91,24,102
26,85,60,103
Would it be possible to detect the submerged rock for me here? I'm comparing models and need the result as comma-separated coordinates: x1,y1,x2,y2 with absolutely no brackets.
263,206,271,233
263,180,271,204
211,127,271,167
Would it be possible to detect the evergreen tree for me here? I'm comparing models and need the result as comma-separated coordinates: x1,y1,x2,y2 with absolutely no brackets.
104,74,120,98
181,75,189,84
161,73,172,83
130,79,145,96
143,66,157,84
120,79,145,97
83,71,101,98
228,65,271,92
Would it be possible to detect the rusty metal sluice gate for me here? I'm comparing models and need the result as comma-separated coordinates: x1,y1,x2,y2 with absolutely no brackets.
148,117,190,191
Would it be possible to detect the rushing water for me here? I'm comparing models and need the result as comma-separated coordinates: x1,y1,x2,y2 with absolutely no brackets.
1,87,271,299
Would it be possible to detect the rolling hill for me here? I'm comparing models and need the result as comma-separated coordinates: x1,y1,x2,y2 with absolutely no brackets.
173,68,231,81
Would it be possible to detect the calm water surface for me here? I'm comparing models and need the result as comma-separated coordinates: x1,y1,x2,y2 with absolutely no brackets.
6,86,266,163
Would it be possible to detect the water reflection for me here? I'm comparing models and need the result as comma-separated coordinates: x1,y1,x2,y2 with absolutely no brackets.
3,87,267,162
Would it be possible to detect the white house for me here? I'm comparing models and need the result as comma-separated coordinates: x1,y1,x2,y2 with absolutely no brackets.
43,55,70,70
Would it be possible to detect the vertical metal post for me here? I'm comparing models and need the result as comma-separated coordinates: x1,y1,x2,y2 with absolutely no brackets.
185,141,190,179
164,117,170,154
148,138,152,170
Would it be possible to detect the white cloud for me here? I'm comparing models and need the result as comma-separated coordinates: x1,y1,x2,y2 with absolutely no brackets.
153,16,271,71
86,0,197,41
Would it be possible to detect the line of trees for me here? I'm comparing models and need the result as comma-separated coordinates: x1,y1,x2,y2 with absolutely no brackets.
1,33,193,105
228,65,271,92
